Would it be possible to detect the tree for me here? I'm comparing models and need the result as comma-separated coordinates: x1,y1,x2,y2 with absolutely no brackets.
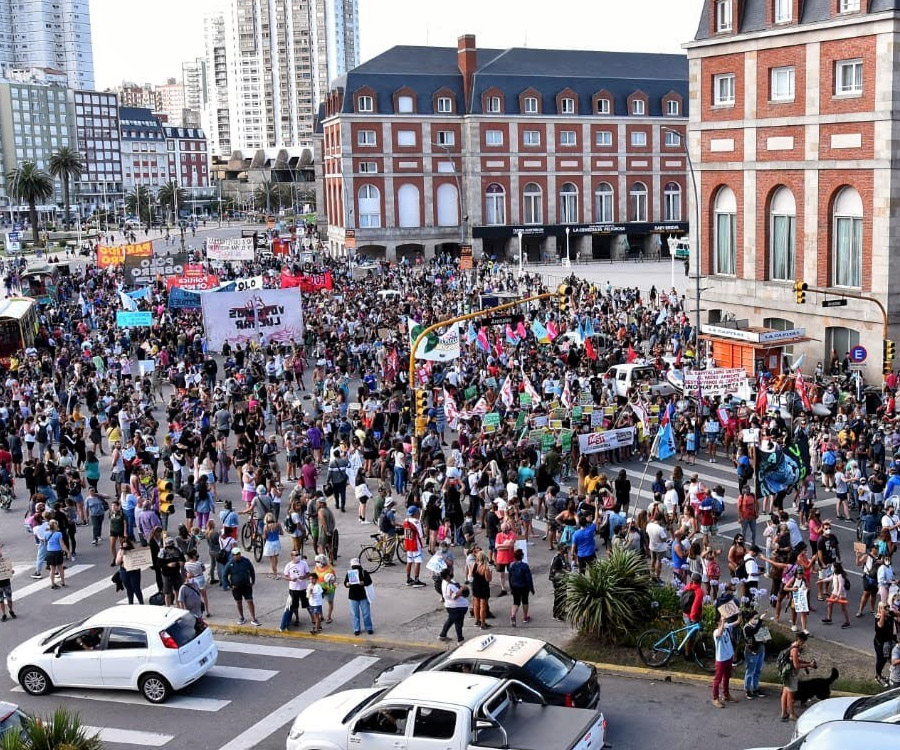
48,147,85,229
157,180,186,224
0,707,103,750
253,180,278,213
7,162,54,247
124,185,154,229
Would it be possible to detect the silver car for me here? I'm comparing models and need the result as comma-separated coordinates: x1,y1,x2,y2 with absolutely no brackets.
793,687,900,739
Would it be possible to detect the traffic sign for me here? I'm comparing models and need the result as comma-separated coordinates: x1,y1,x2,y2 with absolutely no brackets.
850,345,867,363
822,299,848,308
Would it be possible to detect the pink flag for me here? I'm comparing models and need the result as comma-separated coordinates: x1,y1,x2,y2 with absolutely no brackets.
546,320,558,341
476,327,490,352
443,388,460,429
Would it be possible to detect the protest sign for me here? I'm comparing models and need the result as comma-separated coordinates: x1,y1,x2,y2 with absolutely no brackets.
124,247,187,286
0,557,13,578
482,413,501,434
116,311,152,328
682,368,749,397
577,427,635,455
519,392,532,408
206,237,254,261
123,548,153,571
201,288,304,351
97,244,126,268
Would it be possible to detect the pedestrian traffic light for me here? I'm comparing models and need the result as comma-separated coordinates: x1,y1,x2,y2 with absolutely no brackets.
793,281,808,304
557,284,573,314
157,478,174,516
414,389,428,415
415,415,428,437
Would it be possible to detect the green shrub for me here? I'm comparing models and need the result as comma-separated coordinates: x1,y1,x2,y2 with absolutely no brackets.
0,708,103,750
649,583,682,620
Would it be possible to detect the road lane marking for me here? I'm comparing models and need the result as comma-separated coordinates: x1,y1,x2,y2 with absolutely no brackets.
11,686,230,712
208,665,278,681
55,576,113,604
216,655,380,750
13,564,93,600
84,727,174,746
118,584,157,605
215,640,313,659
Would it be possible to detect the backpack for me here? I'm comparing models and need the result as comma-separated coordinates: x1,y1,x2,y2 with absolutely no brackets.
711,496,725,518
379,511,393,534
679,588,696,614
284,514,297,533
776,647,793,679
559,524,576,547
738,462,753,480
735,559,748,580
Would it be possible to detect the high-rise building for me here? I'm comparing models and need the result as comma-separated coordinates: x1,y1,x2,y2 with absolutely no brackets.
69,90,123,215
113,82,161,112
204,0,359,155
182,58,207,129
157,78,186,126
119,107,170,191
0,0,94,90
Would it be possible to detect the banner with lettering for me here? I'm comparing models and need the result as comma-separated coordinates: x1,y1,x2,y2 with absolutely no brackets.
124,246,187,286
168,287,202,309
680,367,748,397
166,267,219,292
577,427,635,455
200,288,304,351
280,270,333,292
206,237,254,261
97,244,126,268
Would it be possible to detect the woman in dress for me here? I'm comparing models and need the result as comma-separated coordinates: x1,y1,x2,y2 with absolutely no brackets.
262,512,284,578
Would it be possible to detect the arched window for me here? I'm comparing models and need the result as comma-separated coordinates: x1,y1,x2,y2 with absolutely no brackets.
358,184,380,228
713,186,737,275
484,183,506,225
397,184,420,228
630,182,647,222
559,182,578,224
833,186,862,287
663,182,682,222
769,187,796,281
522,183,542,225
435,183,458,227
595,183,614,223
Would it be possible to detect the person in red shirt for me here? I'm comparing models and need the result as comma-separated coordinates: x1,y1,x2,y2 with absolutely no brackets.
494,522,517,597
683,573,704,625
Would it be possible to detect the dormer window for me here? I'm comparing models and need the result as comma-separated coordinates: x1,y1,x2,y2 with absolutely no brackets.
397,95,414,113
596,98,611,114
487,96,501,114
437,96,453,113
716,0,733,31
666,99,680,116
774,0,791,23
839,0,860,11
524,96,538,114
357,95,373,113
561,97,575,114
632,99,645,115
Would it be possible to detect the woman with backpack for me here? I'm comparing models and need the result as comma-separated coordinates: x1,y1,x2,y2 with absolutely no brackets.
779,631,817,722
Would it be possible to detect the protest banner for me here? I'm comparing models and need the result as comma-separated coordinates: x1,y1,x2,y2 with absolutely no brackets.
280,270,334,293
577,427,636,455
681,368,749,397
124,247,187,286
541,432,557,452
232,275,264,292
527,428,545,446
166,265,219,292
578,392,593,406
116,311,152,328
123,548,153,571
206,237,254,261
168,287,201,309
201,288,304,351
97,244,125,268
549,419,563,430
408,319,461,362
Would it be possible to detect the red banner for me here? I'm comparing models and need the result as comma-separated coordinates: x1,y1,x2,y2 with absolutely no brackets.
166,272,219,292
280,270,333,292
272,237,290,256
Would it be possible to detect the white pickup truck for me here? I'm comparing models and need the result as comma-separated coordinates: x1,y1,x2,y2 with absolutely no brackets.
606,363,675,400
286,671,606,750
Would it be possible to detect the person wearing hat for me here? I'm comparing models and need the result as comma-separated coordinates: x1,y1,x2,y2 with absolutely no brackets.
402,506,426,588
158,535,186,607
223,548,260,626
344,557,374,636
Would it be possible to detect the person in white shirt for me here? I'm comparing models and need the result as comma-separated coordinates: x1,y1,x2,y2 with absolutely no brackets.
882,507,900,545
646,519,668,581
280,550,310,631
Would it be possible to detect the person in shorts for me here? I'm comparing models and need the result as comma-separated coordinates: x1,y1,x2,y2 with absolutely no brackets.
223,547,260,626
403,506,426,587
0,550,16,621
307,571,324,634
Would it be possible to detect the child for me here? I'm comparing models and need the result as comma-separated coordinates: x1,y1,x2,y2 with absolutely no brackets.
508,548,535,625
824,561,851,629
436,518,452,545
355,469,372,524
307,571,324,634
703,547,721,597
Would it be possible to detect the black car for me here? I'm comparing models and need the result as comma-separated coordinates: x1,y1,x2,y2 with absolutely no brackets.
373,634,600,709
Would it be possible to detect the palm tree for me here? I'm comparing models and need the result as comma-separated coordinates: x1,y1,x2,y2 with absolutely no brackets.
0,707,103,750
7,162,53,247
48,146,84,229
124,185,153,229
157,180,186,225
254,179,279,213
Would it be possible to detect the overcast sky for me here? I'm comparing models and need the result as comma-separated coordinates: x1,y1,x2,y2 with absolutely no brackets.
89,0,705,90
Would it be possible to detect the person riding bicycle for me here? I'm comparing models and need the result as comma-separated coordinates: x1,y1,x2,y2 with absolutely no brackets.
244,485,273,537
379,497,399,538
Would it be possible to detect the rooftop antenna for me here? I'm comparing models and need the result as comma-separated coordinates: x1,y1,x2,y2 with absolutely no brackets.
523,30,528,47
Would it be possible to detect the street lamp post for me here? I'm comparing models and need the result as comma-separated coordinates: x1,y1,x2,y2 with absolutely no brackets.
517,229,524,276
564,226,571,267
432,141,465,249
662,126,701,356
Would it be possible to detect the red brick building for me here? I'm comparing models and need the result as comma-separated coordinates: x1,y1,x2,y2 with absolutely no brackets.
320,35,689,263
688,0,898,379
164,125,209,187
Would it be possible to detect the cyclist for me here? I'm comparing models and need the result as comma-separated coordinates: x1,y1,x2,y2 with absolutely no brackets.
241,485,273,539
379,497,399,537
681,573,705,655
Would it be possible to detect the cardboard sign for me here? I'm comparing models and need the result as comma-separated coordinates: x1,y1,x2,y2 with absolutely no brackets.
0,557,13,579
482,412,501,434
123,547,153,571
560,429,574,452
853,542,866,555
717,600,740,619
792,588,809,614
519,392,533,408
549,419,563,431
533,415,549,428
527,429,546,446
578,392,593,406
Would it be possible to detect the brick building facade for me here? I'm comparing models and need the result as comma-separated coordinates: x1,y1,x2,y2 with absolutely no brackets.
320,36,689,263
688,0,900,379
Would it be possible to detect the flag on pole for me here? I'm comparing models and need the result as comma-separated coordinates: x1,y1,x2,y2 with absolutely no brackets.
476,327,490,352
561,378,573,409
505,324,520,345
585,316,595,338
651,421,676,461
576,319,586,344
630,400,650,432
795,373,812,412
546,320,558,341
467,321,477,345
471,396,489,415
516,320,527,339
522,370,542,406
118,289,137,311
499,375,515,408
443,388,460,429
661,401,676,426
585,337,597,360
627,345,637,363
531,319,549,343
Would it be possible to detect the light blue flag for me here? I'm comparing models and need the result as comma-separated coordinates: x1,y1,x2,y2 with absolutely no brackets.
531,319,548,343
654,421,676,461
656,308,667,326
467,321,477,345
585,316,595,337
118,290,137,311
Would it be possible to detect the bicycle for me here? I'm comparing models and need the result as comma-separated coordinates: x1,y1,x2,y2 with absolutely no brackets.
240,520,264,562
358,533,406,573
637,618,716,673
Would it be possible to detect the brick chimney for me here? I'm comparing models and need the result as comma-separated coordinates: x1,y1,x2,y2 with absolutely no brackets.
458,34,476,113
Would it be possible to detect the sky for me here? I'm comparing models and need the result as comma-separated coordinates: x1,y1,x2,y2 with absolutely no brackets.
89,0,705,90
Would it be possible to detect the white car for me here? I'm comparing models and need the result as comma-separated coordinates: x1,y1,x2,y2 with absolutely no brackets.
793,688,900,739
746,719,900,750
6,605,217,704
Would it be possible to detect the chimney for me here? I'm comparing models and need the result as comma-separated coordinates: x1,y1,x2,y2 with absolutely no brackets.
458,34,476,113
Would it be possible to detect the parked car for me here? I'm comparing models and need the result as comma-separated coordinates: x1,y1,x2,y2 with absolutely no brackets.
0,702,26,739
372,634,600,708
747,719,900,750
6,605,217,704
793,687,900,739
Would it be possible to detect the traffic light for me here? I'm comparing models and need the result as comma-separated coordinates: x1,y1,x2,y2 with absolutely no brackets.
884,340,896,373
793,281,808,304
557,283,574,314
157,478,174,517
414,389,428,415
415,415,428,437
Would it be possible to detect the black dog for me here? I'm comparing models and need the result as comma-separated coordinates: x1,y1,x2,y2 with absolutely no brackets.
795,668,839,705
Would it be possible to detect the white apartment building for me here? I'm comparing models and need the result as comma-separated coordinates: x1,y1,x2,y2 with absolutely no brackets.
119,107,170,192
0,0,94,90
203,12,230,158
182,58,206,128
157,78,186,126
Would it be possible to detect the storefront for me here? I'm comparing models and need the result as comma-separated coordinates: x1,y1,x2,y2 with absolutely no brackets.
700,324,811,378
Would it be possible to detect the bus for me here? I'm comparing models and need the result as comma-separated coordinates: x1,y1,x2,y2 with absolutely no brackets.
0,296,38,360
20,263,59,305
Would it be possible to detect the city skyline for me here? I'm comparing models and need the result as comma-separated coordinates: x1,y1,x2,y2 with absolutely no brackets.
87,0,703,90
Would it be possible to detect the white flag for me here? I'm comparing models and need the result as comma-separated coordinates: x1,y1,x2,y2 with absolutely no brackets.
499,376,515,409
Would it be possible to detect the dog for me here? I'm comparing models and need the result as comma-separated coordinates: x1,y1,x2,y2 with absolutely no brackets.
795,668,839,706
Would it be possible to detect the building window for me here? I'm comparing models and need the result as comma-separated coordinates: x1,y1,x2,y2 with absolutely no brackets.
487,96,501,113
839,0,860,12
833,186,862,287
632,99,645,115
436,182,459,227
559,182,578,224
522,130,541,146
714,186,737,275
485,130,503,146
436,130,455,146
524,96,538,114
485,183,506,225
595,183,614,223
397,183,421,227
596,130,612,147
770,187,796,282
716,0,733,31
357,95,373,112
522,182,542,225
825,327,859,365
666,99,679,116
631,131,647,147
359,161,377,173
835,59,863,95
774,0,792,22
358,184,380,228
358,129,376,146
397,130,416,147
596,98,611,114
560,97,575,114
437,96,453,113
397,95,414,113
770,66,795,101
559,130,577,146
713,74,736,106
665,130,681,147
630,182,648,222
664,182,682,222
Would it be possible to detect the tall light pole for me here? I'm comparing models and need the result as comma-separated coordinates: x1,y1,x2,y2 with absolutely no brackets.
565,226,571,267
432,141,465,249
517,229,524,276
662,126,701,356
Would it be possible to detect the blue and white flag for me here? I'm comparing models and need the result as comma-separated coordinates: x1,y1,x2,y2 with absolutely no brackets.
651,421,676,461
118,290,137,311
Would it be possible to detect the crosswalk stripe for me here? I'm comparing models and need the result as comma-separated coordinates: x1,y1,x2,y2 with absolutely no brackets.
118,584,157,605
54,576,114,605
8,561,34,578
13,564,93,600
215,640,313,660
11,686,230,712
84,726,174,746
216,655,380,750
208,665,278,681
